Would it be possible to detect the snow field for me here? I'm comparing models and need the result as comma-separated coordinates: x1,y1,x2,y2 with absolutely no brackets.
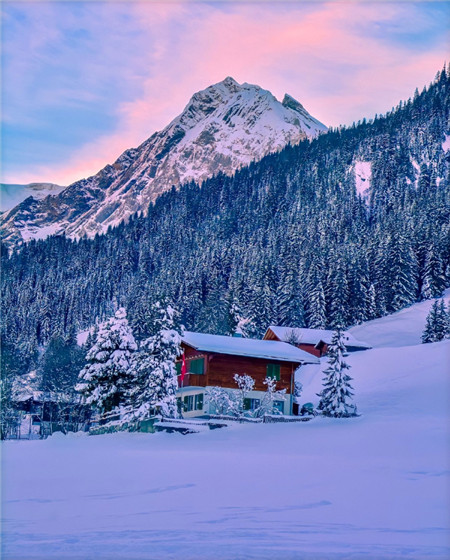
2,300,450,559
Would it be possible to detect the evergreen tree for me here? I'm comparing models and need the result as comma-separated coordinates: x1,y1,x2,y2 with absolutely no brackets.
422,299,449,343
318,330,357,417
421,245,446,299
0,374,16,440
128,302,183,420
307,281,327,329
327,260,350,329
40,331,85,394
76,308,137,414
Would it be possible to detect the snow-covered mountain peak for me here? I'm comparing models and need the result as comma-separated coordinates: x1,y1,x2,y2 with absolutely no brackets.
1,78,327,245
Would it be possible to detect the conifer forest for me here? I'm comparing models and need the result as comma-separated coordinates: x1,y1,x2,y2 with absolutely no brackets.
1,69,449,381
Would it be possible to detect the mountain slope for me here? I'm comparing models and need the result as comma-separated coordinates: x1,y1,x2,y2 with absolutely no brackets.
1,69,449,353
1,77,326,246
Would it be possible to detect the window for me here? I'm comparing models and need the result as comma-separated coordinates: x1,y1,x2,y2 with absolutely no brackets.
273,400,284,414
266,363,280,380
194,393,204,410
183,394,204,412
183,395,194,412
189,358,204,375
243,398,260,411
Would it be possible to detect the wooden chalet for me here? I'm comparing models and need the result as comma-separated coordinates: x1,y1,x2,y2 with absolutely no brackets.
263,326,372,357
176,331,319,417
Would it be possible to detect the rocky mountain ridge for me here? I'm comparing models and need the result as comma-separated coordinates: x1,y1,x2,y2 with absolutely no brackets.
1,77,326,246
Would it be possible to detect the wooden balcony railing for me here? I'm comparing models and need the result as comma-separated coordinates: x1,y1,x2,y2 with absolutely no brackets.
177,373,206,388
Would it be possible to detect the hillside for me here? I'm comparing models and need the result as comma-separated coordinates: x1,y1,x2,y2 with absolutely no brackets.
1,69,449,374
349,288,450,348
2,299,449,560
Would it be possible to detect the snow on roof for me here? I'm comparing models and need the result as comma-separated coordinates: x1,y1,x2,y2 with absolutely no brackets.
267,326,371,348
182,331,319,364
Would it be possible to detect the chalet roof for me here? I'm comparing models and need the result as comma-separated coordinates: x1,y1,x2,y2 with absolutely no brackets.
266,326,371,349
182,331,319,364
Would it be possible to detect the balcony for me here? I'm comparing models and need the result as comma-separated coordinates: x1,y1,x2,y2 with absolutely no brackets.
177,373,206,389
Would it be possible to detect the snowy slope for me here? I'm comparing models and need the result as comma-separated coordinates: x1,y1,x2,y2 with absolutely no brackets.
349,289,450,348
353,160,372,201
2,298,449,559
1,77,326,246
0,183,65,212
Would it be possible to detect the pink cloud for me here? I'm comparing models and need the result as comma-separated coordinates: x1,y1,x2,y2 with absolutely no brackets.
6,1,447,186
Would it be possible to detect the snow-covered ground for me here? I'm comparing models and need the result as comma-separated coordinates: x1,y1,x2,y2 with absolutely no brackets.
2,298,450,560
353,160,372,201
349,288,450,348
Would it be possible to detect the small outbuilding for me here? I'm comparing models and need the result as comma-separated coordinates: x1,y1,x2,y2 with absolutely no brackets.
263,326,372,357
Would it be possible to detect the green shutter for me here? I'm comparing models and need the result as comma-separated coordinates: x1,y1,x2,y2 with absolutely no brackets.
189,358,204,374
183,396,188,412
267,363,280,380
243,398,251,411
176,362,182,376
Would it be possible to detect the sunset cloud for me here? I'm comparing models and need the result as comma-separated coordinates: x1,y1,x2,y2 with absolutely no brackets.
1,1,448,185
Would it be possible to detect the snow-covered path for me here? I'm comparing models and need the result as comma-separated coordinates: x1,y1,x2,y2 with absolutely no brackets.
2,308,450,559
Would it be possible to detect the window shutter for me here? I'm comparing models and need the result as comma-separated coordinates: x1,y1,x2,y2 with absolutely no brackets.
176,362,181,376
267,363,280,380
190,358,204,374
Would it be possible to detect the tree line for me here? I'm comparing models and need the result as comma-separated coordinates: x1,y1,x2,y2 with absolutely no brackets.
1,66,449,386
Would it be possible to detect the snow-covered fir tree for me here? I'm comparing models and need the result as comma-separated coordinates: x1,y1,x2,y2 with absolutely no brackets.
422,299,449,343
421,245,446,300
128,302,183,420
76,308,137,414
318,330,357,417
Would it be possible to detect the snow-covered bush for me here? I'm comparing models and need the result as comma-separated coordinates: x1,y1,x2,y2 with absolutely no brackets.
127,302,183,420
205,386,239,416
207,374,286,419
233,374,255,415
252,376,286,417
317,330,357,418
76,308,137,414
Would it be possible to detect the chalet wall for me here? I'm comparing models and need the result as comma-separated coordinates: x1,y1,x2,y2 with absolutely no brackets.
298,343,324,358
207,354,294,393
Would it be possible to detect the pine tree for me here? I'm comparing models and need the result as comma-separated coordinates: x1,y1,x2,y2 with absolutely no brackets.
318,330,357,417
40,331,85,394
421,245,446,299
76,308,137,414
128,302,183,420
422,299,449,343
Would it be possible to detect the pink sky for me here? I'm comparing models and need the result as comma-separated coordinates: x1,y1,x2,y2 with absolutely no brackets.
2,1,448,186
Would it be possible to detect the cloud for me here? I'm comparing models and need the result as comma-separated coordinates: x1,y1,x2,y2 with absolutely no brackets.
2,1,448,185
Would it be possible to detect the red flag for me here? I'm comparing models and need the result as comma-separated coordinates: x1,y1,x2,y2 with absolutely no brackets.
180,353,187,383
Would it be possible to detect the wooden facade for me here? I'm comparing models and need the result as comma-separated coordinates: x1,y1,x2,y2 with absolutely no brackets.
177,342,298,394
